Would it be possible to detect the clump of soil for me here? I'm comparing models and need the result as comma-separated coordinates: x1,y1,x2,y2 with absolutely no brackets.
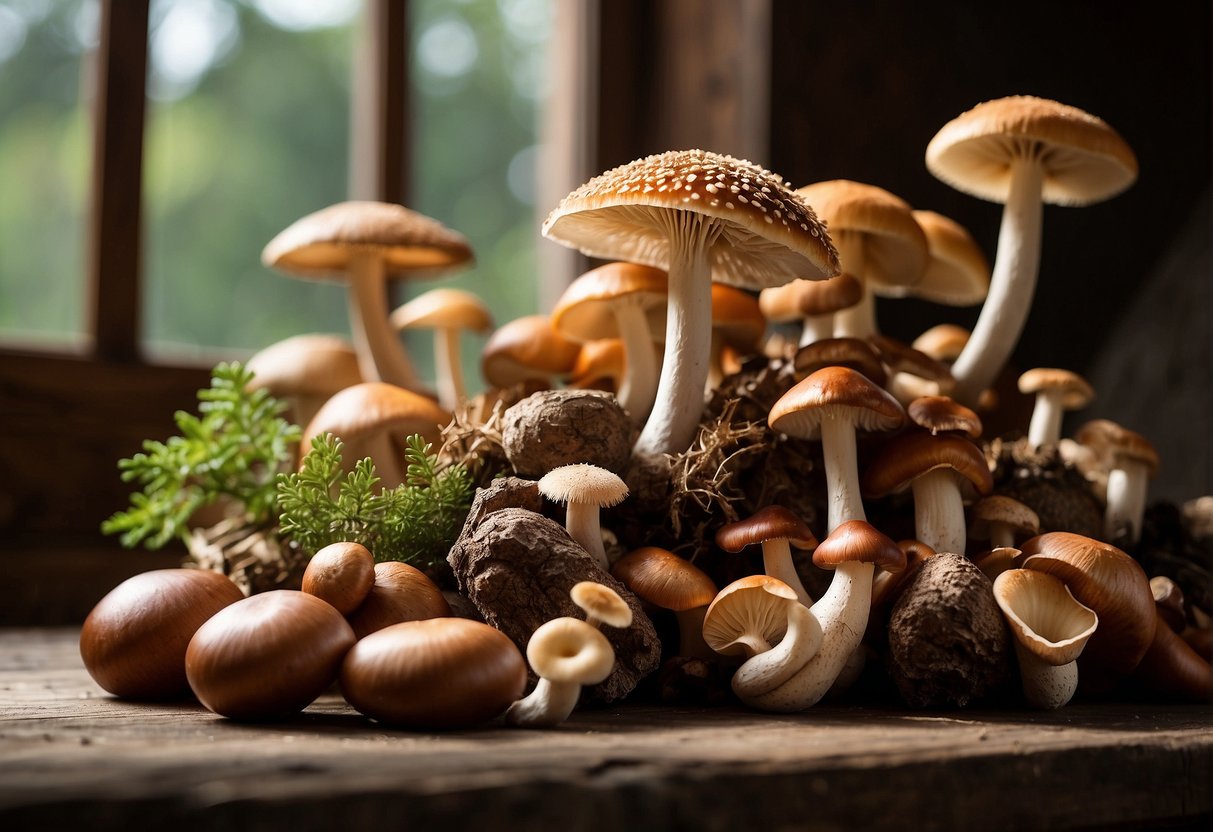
501,389,634,478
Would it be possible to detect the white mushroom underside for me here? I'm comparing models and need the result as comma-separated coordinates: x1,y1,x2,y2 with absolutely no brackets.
730,602,822,703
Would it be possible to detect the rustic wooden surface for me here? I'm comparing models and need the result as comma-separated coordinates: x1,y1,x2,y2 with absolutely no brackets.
1,628,1209,831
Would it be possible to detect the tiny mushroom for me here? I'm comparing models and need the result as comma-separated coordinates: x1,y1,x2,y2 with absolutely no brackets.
1075,419,1160,544
759,273,864,347
969,495,1040,551
1018,368,1094,451
391,287,493,411
971,547,1024,583
611,547,717,658
537,463,629,570
570,581,634,630
768,366,906,533
913,323,971,364
481,315,582,390
262,201,474,393
927,96,1137,406
993,568,1099,709
907,395,983,439
871,334,955,405
715,506,819,607
542,149,839,456
505,617,616,728
245,334,363,430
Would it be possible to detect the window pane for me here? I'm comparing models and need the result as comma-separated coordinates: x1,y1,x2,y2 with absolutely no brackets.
142,0,358,360
0,0,95,349
406,0,552,395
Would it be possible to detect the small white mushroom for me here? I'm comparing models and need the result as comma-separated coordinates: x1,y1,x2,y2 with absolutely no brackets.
537,464,629,570
505,617,615,728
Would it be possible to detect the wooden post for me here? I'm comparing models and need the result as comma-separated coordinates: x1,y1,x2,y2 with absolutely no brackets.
350,0,410,204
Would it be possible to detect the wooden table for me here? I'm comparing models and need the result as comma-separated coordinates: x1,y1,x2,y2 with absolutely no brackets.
1,628,1209,831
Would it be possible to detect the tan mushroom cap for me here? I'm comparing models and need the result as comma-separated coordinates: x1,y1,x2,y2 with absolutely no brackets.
262,201,474,278
792,338,887,386
926,96,1138,206
537,463,629,508
301,382,448,452
769,365,906,441
390,287,493,333
760,273,864,320
908,210,990,305
1075,418,1160,477
542,149,839,291
570,581,634,628
812,519,906,571
970,495,1041,541
907,395,983,439
993,569,1099,666
972,547,1024,583
872,539,937,607
711,283,766,351
701,575,799,656
912,324,970,363
246,334,363,398
1018,368,1095,409
551,262,668,341
568,339,626,390
527,617,615,685
481,315,582,388
715,505,818,553
862,430,994,499
795,179,927,293
610,547,717,613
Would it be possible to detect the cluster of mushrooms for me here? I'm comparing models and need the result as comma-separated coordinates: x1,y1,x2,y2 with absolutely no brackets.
82,95,1211,729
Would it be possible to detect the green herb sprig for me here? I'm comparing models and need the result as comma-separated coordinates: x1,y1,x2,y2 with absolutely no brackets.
101,362,300,548
276,433,472,568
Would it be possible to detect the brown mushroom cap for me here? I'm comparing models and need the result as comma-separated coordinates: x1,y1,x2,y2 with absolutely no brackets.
246,334,363,400
970,496,1041,542
551,262,668,341
347,561,452,640
925,96,1138,207
1017,368,1095,409
792,338,887,386
481,315,582,388
812,520,906,571
570,581,635,627
537,463,629,508
907,395,983,439
610,548,717,613
907,210,990,306
302,542,377,615
769,365,906,440
912,324,970,363
390,287,493,334
261,201,473,278
542,149,839,290
715,505,818,552
872,539,937,607
862,430,994,499
568,339,626,391
870,335,954,387
710,283,766,351
1075,419,1160,477
971,547,1024,583
760,273,863,320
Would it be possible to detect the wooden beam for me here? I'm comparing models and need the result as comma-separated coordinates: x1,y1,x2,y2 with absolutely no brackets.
350,0,410,204
86,0,150,363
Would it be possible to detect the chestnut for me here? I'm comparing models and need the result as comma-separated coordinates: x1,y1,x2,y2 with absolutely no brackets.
185,590,356,720
347,561,451,638
79,568,244,700
302,541,376,614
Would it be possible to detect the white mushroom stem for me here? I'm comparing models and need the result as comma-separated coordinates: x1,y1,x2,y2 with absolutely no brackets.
798,314,834,347
760,539,814,607
730,602,822,703
831,234,873,339
820,414,867,533
565,501,608,570
675,607,715,660
949,156,1045,406
613,302,660,423
1026,388,1068,450
346,252,424,392
504,677,581,728
1105,457,1150,544
910,469,968,555
1012,640,1079,710
742,561,874,712
432,327,465,412
634,212,722,456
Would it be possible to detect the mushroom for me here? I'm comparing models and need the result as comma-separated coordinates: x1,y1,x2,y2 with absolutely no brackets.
390,287,493,411
262,201,474,394
871,539,937,610
926,96,1137,406
245,334,364,430
542,149,839,456
870,334,955,405
969,495,1040,551
907,395,983,440
706,282,766,391
907,209,990,308
993,568,1099,709
567,339,626,393
1018,368,1094,451
715,505,819,607
346,561,452,639
794,180,928,339
300,381,449,490
701,575,823,704
340,617,527,729
792,337,887,387
505,617,616,728
301,541,376,615
185,590,356,720
536,463,629,570
913,324,971,365
971,546,1023,583
768,366,906,533
551,262,668,423
862,430,993,555
1075,419,1160,544
480,315,582,390
759,273,863,347
570,580,634,630
741,520,905,712
610,547,717,658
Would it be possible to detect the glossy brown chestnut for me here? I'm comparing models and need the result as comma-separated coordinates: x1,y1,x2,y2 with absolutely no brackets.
340,617,526,729
186,590,356,720
79,569,244,699
302,541,376,614
347,561,451,639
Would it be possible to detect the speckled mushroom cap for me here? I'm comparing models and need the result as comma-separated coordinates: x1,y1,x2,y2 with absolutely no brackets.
1017,368,1095,409
715,506,819,552
481,315,582,388
610,547,717,613
760,273,864,321
570,581,634,628
812,520,906,571
527,617,616,685
551,262,669,341
769,365,906,441
970,495,1041,542
907,395,983,439
537,463,629,508
794,180,927,293
909,210,990,306
1075,419,1160,477
993,569,1099,666
926,96,1138,206
862,430,994,499
390,288,493,333
262,201,474,279
542,149,839,290
701,575,800,657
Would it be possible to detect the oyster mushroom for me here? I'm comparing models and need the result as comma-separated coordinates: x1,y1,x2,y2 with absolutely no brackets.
505,617,616,728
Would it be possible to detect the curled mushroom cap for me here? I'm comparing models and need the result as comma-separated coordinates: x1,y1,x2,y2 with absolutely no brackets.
505,617,616,728
302,541,376,615
716,506,818,607
570,581,634,629
543,149,839,456
702,575,800,658
481,315,581,389
1018,368,1094,450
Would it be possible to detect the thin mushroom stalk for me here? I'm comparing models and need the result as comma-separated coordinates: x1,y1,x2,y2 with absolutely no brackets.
566,500,609,571
347,251,424,391
761,538,813,607
799,314,835,347
612,302,661,422
432,327,465,411
1105,458,1150,544
949,157,1044,405
505,676,582,728
830,235,872,338
821,415,866,533
910,469,968,555
1026,386,1068,450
